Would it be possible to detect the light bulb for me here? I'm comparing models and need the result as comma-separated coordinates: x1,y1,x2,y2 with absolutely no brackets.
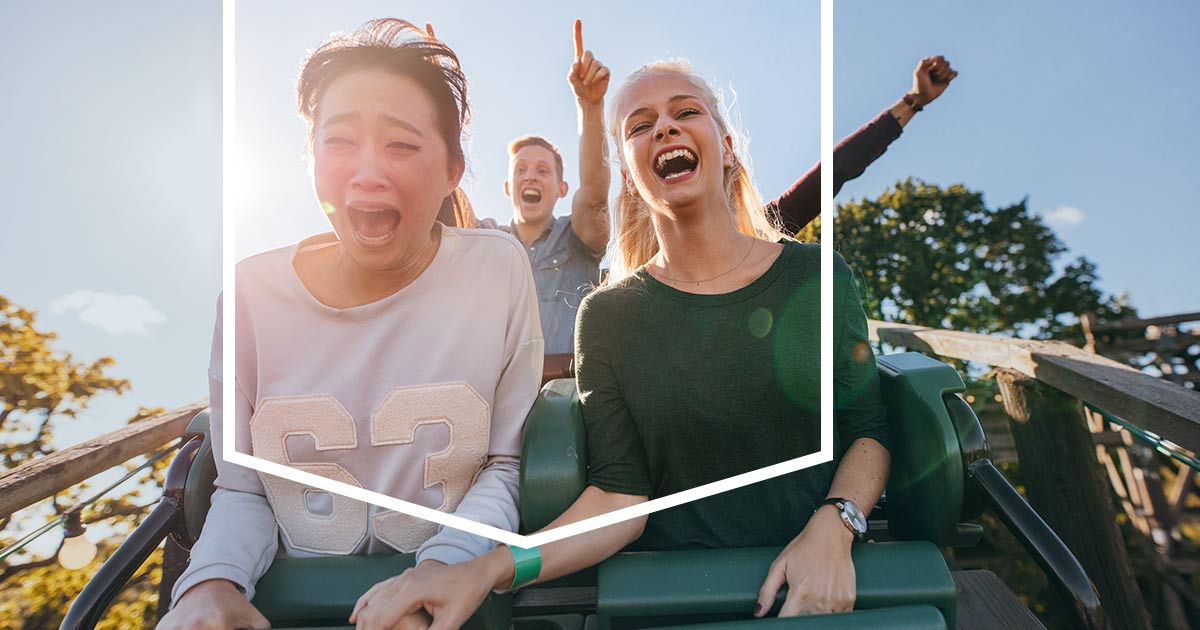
58,531,97,570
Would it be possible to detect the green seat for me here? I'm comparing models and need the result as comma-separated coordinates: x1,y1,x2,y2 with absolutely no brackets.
180,411,215,546
876,353,987,547
594,543,954,630
520,379,588,532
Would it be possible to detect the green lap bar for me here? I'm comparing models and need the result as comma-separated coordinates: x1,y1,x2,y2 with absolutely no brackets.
251,554,512,629
654,605,945,630
595,542,954,630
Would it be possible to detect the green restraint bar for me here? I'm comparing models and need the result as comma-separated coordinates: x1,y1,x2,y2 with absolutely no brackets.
593,544,953,630
251,555,511,629
648,605,946,630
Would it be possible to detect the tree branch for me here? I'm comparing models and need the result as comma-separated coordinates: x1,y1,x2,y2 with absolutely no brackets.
0,555,58,583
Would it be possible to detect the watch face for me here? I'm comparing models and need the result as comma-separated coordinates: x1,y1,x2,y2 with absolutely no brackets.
842,500,867,533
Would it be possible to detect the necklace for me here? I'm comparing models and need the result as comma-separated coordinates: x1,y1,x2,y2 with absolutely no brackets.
650,239,756,285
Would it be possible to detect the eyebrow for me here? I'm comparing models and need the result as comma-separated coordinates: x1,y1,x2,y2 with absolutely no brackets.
622,95,702,125
322,112,424,137
514,158,554,168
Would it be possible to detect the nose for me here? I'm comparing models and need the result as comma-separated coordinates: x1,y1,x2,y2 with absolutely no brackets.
654,122,681,141
348,149,389,191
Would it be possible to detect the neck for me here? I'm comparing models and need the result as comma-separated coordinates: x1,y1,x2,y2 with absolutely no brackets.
511,211,554,246
328,228,441,307
649,197,750,281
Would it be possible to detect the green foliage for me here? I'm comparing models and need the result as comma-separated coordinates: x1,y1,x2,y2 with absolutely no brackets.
0,296,130,469
1,295,165,629
804,179,1134,342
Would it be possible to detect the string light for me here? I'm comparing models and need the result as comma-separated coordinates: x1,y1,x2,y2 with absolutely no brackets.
57,510,97,570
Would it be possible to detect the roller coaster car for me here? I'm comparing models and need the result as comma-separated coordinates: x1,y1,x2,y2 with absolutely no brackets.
63,353,1104,630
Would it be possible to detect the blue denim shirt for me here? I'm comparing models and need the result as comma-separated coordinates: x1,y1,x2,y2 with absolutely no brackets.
500,215,603,355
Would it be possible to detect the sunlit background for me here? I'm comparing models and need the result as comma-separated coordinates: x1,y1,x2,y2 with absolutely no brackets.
3,0,1197,464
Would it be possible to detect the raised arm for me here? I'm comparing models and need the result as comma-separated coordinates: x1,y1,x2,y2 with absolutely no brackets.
773,56,958,235
569,19,612,254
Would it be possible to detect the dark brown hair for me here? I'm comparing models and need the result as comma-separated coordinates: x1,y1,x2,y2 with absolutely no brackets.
298,19,474,224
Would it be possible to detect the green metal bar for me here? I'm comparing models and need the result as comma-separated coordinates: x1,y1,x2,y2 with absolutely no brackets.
0,513,67,562
1086,404,1200,472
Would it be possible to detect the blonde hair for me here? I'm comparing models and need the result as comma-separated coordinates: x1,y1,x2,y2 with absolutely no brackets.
606,60,784,281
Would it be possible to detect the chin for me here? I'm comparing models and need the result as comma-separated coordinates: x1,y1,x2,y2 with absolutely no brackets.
518,205,553,223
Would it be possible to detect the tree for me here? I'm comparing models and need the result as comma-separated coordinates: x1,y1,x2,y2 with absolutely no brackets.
1,295,166,629
798,178,1135,342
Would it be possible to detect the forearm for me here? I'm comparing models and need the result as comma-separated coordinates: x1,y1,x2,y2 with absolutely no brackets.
825,438,890,513
171,488,279,604
417,456,521,566
478,485,646,590
571,100,611,252
888,95,919,128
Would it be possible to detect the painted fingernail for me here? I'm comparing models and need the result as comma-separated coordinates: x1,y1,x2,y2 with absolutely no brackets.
753,603,764,617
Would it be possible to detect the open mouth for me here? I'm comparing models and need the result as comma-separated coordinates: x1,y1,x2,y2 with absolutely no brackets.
654,148,698,181
347,205,401,244
520,188,543,204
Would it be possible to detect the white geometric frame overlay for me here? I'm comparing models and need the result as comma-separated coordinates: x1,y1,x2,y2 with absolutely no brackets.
221,0,835,549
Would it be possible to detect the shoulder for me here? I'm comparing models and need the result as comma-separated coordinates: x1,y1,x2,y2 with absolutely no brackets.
578,274,649,325
475,217,502,231
442,225,529,265
234,242,296,290
776,239,854,278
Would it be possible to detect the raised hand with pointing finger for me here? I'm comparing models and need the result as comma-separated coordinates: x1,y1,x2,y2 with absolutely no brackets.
566,18,611,255
569,19,611,106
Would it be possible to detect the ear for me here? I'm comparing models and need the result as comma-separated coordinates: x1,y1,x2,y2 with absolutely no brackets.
620,167,634,189
446,154,466,196
558,180,569,198
722,133,735,168
503,179,512,199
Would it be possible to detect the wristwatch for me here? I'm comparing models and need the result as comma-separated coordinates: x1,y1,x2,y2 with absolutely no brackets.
820,497,867,542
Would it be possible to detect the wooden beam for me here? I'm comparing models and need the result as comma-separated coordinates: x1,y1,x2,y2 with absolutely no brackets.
1091,331,1200,353
1087,312,1200,333
869,321,1200,451
0,400,207,519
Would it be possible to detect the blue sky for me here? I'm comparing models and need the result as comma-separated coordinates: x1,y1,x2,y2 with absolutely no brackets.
2,0,1196,455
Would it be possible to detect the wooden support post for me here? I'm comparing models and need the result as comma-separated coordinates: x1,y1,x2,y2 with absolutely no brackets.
997,369,1151,630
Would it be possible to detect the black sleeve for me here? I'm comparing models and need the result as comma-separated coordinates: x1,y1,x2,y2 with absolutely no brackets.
770,109,904,235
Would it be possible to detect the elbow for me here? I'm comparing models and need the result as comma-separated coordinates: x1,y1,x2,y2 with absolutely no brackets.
627,514,647,541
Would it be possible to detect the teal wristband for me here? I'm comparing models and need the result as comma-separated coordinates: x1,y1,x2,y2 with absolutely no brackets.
508,545,541,590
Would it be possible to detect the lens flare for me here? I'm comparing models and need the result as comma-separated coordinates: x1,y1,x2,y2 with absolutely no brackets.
749,308,774,338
